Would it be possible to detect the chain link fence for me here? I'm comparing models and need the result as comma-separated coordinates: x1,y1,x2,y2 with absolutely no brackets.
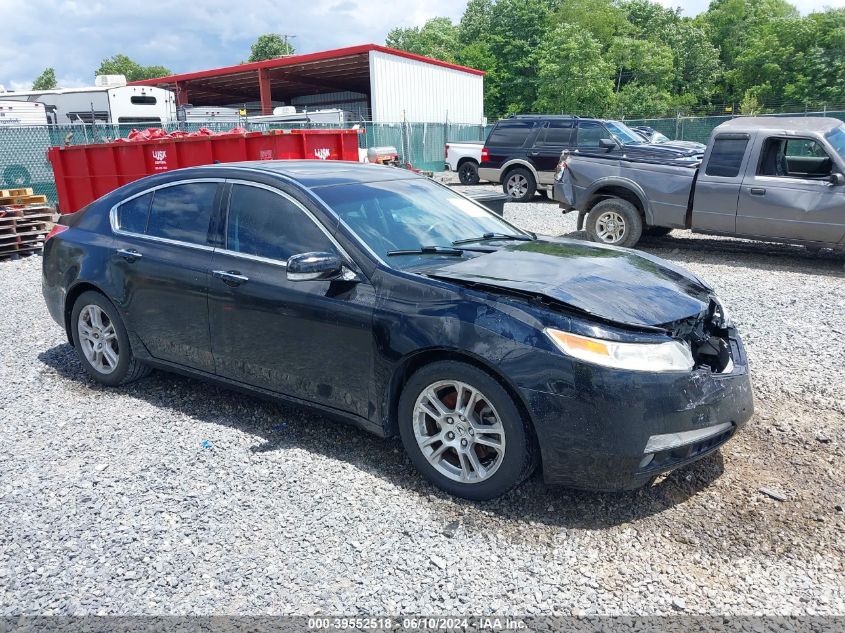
0,120,493,206
624,110,845,145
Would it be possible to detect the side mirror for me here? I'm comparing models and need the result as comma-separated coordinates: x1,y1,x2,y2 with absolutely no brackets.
286,252,343,282
829,173,844,186
599,138,617,151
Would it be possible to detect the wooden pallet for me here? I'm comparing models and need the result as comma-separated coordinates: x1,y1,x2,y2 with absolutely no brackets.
0,204,54,260
0,193,48,206
0,187,32,198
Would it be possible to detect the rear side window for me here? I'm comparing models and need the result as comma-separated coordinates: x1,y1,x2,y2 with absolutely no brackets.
705,137,748,177
226,184,335,261
576,121,612,148
116,192,152,233
146,183,218,245
486,120,534,148
536,120,574,146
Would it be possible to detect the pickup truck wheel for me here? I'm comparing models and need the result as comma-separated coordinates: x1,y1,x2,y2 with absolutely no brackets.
458,161,480,185
586,199,643,248
503,168,536,203
643,226,673,237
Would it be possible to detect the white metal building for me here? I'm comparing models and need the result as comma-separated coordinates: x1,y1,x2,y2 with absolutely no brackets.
130,44,485,124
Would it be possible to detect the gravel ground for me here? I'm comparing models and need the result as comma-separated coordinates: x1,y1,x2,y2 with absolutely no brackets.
1,196,843,616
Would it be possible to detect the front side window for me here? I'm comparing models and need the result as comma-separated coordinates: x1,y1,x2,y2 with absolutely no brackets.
146,182,217,245
758,137,833,178
576,121,613,148
315,178,529,268
226,185,335,261
705,137,748,177
116,192,152,233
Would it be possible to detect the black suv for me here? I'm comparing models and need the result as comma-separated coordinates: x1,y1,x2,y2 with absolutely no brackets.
479,115,699,202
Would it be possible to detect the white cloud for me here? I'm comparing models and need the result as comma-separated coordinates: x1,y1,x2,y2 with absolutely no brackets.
0,0,466,89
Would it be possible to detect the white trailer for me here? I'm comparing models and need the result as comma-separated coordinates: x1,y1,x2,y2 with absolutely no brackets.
0,76,176,125
0,101,49,127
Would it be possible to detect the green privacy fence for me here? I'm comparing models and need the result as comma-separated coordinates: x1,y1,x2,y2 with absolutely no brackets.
0,120,492,207
624,111,845,145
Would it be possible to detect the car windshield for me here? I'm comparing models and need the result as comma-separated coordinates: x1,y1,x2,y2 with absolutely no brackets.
315,178,529,267
826,125,845,161
605,121,645,145
652,131,671,144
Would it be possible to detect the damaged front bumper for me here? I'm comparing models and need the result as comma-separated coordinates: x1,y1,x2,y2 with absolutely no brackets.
519,329,753,491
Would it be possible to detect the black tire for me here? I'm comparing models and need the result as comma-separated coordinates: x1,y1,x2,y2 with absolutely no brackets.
643,225,673,237
502,167,536,203
398,361,536,501
70,291,150,387
457,161,480,185
585,198,643,248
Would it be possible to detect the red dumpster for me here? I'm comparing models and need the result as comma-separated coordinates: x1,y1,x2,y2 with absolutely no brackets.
47,128,362,213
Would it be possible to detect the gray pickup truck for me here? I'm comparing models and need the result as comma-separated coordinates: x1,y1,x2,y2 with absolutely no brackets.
553,117,845,252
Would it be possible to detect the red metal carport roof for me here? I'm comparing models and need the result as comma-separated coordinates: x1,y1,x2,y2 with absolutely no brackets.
129,44,484,113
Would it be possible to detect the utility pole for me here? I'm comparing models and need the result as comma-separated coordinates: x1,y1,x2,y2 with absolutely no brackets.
280,34,297,55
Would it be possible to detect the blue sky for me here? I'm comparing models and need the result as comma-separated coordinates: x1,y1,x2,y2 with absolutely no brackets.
0,0,843,91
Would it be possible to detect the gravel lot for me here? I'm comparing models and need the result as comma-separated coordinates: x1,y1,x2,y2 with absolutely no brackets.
1,193,843,616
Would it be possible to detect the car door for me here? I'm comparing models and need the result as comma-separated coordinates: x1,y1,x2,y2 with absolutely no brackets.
690,133,752,233
110,179,221,373
528,120,575,185
207,180,374,418
736,136,845,244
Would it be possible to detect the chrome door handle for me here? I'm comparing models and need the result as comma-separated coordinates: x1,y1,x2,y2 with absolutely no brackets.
116,248,142,261
750,187,766,196
212,270,249,286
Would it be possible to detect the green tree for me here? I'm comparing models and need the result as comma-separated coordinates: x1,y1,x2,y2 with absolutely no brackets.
248,34,295,62
96,54,171,81
386,17,460,63
32,67,57,90
701,0,798,99
536,24,615,116
555,0,628,47
486,0,558,116
734,9,845,107
458,0,494,46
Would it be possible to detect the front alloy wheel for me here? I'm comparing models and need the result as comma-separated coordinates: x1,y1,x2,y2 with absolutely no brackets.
398,361,536,500
412,380,506,483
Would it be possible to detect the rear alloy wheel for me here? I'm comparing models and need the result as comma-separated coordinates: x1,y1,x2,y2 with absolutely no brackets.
71,291,150,386
586,198,643,248
458,161,480,185
398,361,536,500
502,167,536,203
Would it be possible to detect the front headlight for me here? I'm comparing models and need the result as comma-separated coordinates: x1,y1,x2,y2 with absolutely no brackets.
544,328,694,373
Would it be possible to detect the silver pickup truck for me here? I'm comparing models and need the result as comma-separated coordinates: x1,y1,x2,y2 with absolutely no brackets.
553,117,845,252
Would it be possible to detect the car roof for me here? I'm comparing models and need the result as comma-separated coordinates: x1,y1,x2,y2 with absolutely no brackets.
715,116,842,136
204,160,422,188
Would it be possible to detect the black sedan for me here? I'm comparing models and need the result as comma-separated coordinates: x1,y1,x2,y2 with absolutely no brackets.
42,161,753,500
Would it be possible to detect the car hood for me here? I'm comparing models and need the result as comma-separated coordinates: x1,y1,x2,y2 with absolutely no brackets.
426,238,714,328
619,142,703,159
